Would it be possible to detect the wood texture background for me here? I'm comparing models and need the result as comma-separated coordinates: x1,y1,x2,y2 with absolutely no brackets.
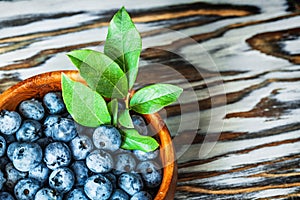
0,0,300,199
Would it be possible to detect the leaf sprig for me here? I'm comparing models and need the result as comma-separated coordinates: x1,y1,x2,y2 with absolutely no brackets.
62,7,183,152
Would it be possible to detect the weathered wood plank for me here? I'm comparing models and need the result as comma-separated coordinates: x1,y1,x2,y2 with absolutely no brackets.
0,0,300,199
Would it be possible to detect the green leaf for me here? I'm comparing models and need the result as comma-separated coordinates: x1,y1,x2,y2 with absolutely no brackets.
130,84,183,114
67,49,128,98
121,129,159,152
118,109,134,128
61,73,111,127
108,99,118,126
104,6,142,89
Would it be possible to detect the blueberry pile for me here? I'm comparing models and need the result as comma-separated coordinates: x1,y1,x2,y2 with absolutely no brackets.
0,92,162,200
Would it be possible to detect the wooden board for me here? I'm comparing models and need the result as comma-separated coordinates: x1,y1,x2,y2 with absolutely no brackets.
0,0,300,199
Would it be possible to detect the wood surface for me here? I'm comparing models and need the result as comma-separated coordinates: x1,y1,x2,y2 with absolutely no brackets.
0,0,300,199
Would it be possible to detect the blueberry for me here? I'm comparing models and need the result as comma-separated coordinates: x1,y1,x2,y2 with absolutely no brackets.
84,174,113,200
2,133,16,145
11,142,42,172
136,161,162,188
43,92,65,114
0,110,22,135
49,167,74,194
0,135,7,157
44,142,71,170
0,169,6,190
44,116,77,142
34,187,62,200
109,189,129,200
5,162,27,191
132,115,148,136
86,149,113,173
133,149,159,161
7,142,21,161
43,115,59,138
113,153,136,175
93,125,121,151
0,192,14,200
69,135,93,160
28,162,50,185
130,191,152,200
16,120,42,142
66,188,89,200
14,178,40,200
118,173,143,196
19,99,45,121
70,161,89,186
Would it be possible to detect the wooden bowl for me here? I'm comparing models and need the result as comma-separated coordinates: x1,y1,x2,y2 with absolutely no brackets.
0,70,177,200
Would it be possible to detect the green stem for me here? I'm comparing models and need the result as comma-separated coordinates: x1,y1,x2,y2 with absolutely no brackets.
124,92,130,109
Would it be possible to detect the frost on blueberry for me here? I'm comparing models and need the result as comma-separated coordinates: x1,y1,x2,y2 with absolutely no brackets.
113,153,136,175
44,142,71,170
109,189,129,200
14,178,40,200
11,142,43,172
4,162,27,191
28,162,50,185
49,167,74,194
43,92,66,114
16,119,42,142
66,188,89,200
70,161,89,186
86,149,113,173
0,192,14,200
0,110,22,135
131,191,152,200
137,161,162,188
84,174,113,200
34,187,62,200
0,135,7,157
18,99,45,121
69,135,93,160
92,125,121,152
0,170,6,190
118,172,144,196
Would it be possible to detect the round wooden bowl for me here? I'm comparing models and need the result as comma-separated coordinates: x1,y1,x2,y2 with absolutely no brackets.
0,70,177,200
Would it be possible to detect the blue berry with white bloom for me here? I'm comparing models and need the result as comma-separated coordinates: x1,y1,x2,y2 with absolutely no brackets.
70,161,89,186
11,142,42,172
109,189,129,200
34,187,62,200
133,149,158,161
48,117,77,142
93,125,121,152
0,169,6,190
0,110,22,135
49,167,74,194
28,162,50,185
43,92,65,114
137,161,162,188
69,135,93,160
118,173,143,196
44,142,71,170
66,188,89,200
0,192,14,200
84,174,113,200
19,99,45,121
0,135,7,157
130,191,152,200
86,149,113,173
113,153,136,175
16,119,42,142
14,178,40,200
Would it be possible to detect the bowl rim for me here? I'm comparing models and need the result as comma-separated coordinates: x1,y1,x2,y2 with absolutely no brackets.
0,70,177,200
